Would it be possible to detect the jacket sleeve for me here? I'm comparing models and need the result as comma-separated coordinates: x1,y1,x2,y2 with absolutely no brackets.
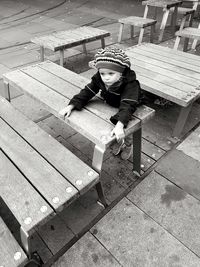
110,79,140,127
69,77,99,110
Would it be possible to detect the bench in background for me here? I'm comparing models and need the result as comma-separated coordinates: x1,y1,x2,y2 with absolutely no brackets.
31,26,110,66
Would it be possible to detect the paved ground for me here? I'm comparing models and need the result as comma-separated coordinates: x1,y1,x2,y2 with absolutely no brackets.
0,1,200,266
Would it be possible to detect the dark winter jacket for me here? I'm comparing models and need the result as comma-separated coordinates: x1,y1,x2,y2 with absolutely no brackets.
69,68,141,127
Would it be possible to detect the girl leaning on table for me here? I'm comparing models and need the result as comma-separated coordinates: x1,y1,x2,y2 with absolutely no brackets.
59,47,141,160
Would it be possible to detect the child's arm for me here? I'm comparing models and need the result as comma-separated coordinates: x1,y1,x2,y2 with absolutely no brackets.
58,104,75,119
111,121,125,142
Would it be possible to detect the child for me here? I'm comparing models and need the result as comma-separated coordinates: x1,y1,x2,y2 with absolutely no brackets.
59,47,141,160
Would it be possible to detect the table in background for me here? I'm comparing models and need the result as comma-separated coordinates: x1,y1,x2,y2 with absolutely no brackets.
142,0,182,42
125,42,200,139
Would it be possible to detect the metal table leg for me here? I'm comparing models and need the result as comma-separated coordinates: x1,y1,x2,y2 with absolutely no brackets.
40,46,44,62
92,145,107,207
172,103,192,138
3,81,11,102
132,127,142,177
60,49,64,66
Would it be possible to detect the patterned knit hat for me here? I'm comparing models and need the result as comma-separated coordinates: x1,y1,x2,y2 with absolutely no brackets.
94,47,131,73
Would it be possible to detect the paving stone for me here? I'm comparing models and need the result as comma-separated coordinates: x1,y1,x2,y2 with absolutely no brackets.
60,192,104,235
101,170,126,204
41,115,76,139
177,126,200,162
142,138,166,161
103,155,137,188
56,136,92,166
11,94,49,121
127,171,200,257
0,51,39,68
156,149,200,200
52,232,120,267
38,215,75,255
91,197,200,267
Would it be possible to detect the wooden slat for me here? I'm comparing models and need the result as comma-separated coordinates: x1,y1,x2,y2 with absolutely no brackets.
20,65,145,123
138,75,196,106
31,26,110,51
176,27,200,39
142,0,182,8
147,43,200,63
2,72,115,147
21,62,154,131
127,46,200,74
0,149,54,234
126,49,200,81
34,61,155,123
134,64,196,93
0,96,99,194
131,57,200,87
136,43,200,66
0,118,78,210
0,217,27,267
118,16,156,27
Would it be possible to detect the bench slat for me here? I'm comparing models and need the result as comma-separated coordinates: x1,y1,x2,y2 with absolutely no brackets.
0,149,54,234
0,217,27,267
0,97,99,194
0,118,78,211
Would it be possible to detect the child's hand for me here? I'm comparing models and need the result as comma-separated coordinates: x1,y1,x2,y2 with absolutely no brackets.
58,104,74,119
111,121,125,143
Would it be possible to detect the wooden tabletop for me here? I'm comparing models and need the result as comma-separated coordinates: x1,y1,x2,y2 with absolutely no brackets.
142,0,182,8
3,61,154,149
31,26,110,51
125,43,200,107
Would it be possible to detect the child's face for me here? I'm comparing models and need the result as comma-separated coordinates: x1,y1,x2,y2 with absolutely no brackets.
99,68,122,87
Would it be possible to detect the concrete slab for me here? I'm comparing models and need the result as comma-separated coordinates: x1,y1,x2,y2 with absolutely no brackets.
91,197,200,267
0,50,39,68
127,171,200,257
177,126,200,162
38,215,75,256
52,232,121,267
156,149,200,200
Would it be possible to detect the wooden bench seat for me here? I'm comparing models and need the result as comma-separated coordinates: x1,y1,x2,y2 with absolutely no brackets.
31,26,110,66
0,217,28,267
118,16,157,44
174,23,200,51
0,95,102,260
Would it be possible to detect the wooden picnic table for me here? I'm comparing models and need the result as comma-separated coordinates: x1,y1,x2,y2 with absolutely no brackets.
31,26,110,66
125,43,200,139
142,0,183,42
3,61,154,177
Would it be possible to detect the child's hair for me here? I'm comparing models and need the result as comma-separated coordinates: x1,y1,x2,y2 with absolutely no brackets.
94,47,131,73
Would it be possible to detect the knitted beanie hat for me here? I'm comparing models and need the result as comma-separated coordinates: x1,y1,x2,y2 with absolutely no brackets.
94,47,131,73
